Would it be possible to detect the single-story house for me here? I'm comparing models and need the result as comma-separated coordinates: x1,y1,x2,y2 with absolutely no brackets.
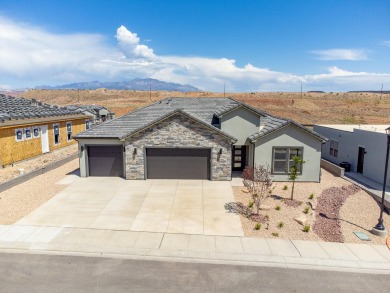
66,105,114,124
0,94,92,167
74,97,327,181
313,124,390,188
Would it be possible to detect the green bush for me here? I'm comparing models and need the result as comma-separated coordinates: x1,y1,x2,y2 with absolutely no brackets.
277,222,284,229
248,200,254,208
304,206,310,214
283,185,288,190
271,232,279,237
309,193,314,200
255,223,261,230
303,225,311,233
275,205,281,211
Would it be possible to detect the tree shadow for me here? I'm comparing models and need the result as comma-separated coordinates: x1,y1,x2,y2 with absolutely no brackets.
318,212,369,232
271,194,283,201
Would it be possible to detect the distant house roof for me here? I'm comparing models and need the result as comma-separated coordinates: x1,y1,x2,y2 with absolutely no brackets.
74,97,325,142
0,94,86,124
65,104,113,114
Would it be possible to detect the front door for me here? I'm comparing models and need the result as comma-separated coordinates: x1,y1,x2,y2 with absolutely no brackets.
357,147,365,173
41,125,50,153
232,145,247,171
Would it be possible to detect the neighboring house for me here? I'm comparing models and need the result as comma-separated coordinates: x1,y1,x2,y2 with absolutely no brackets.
313,124,390,188
0,94,93,167
66,105,114,124
74,98,326,181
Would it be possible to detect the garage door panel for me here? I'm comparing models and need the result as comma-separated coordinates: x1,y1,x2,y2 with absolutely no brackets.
88,146,123,177
146,148,210,179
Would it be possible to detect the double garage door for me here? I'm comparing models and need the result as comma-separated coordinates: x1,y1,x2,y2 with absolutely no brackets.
146,148,211,180
87,146,210,179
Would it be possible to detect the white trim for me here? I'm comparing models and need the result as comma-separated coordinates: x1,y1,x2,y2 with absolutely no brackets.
24,127,32,140
53,123,60,145
15,128,23,142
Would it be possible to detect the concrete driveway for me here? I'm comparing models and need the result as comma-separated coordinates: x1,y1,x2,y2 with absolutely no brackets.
17,176,244,237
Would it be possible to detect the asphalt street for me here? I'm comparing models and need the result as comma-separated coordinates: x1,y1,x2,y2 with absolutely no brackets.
0,253,389,292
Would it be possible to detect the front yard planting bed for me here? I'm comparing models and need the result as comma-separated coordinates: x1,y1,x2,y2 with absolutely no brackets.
232,168,390,245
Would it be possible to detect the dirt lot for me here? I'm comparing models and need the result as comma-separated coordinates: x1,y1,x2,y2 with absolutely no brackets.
0,144,78,184
233,169,390,245
19,89,390,125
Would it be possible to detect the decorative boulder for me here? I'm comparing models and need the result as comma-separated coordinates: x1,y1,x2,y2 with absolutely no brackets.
294,215,307,226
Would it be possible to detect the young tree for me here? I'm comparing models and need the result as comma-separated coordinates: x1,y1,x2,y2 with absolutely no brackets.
288,156,305,200
243,165,274,215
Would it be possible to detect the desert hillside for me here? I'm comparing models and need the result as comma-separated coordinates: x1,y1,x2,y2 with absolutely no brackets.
18,89,390,125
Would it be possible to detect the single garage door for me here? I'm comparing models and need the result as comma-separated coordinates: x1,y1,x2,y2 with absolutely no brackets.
88,145,123,177
146,148,210,179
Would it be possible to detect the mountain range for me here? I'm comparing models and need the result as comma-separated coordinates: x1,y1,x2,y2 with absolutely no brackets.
35,78,201,92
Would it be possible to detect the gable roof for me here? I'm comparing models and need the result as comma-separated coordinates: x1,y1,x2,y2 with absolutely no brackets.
74,97,325,143
248,115,328,142
0,94,84,124
214,100,267,118
74,97,241,139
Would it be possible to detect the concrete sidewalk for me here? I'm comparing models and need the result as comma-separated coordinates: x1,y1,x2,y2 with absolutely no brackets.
0,224,389,274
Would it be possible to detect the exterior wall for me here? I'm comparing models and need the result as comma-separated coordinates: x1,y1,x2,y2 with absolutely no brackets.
254,124,322,182
220,107,260,145
314,125,390,187
0,117,88,166
77,138,124,177
125,113,233,180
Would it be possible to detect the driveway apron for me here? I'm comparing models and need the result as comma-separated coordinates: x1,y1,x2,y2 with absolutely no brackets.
16,177,244,237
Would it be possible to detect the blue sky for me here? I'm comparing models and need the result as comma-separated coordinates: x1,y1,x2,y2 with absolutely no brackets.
0,0,389,91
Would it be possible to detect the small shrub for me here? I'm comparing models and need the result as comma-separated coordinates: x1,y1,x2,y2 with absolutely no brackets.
255,223,261,230
275,205,281,211
282,185,288,190
248,200,254,208
304,206,310,214
309,193,314,200
303,225,310,233
271,232,279,237
277,222,284,229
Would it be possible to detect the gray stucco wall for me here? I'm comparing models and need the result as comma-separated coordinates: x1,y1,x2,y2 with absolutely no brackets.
125,113,233,180
77,138,124,177
254,124,322,182
314,125,390,187
220,107,260,145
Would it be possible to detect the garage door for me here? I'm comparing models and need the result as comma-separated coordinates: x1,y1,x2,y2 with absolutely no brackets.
146,148,210,179
87,146,123,177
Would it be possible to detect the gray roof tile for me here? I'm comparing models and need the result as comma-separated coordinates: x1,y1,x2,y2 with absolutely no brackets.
0,94,82,123
74,97,326,142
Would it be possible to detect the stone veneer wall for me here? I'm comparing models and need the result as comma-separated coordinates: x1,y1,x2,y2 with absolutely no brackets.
125,113,233,180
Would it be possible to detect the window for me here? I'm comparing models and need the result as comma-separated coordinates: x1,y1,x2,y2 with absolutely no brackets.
53,123,60,145
66,122,72,141
25,128,32,140
272,147,303,175
33,127,40,138
85,119,90,130
330,139,338,157
15,129,23,142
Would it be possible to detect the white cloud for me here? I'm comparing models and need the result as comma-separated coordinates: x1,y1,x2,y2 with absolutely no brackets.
384,40,390,47
310,49,369,60
0,16,389,92
116,26,156,60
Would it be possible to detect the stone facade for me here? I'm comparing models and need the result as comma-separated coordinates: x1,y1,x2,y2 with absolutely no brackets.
125,113,233,180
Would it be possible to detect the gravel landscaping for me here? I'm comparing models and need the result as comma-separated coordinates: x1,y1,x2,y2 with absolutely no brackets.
0,144,78,184
233,168,390,245
0,158,79,224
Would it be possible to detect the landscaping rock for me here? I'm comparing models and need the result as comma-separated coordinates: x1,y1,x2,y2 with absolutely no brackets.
259,204,271,211
313,184,360,242
294,215,307,226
